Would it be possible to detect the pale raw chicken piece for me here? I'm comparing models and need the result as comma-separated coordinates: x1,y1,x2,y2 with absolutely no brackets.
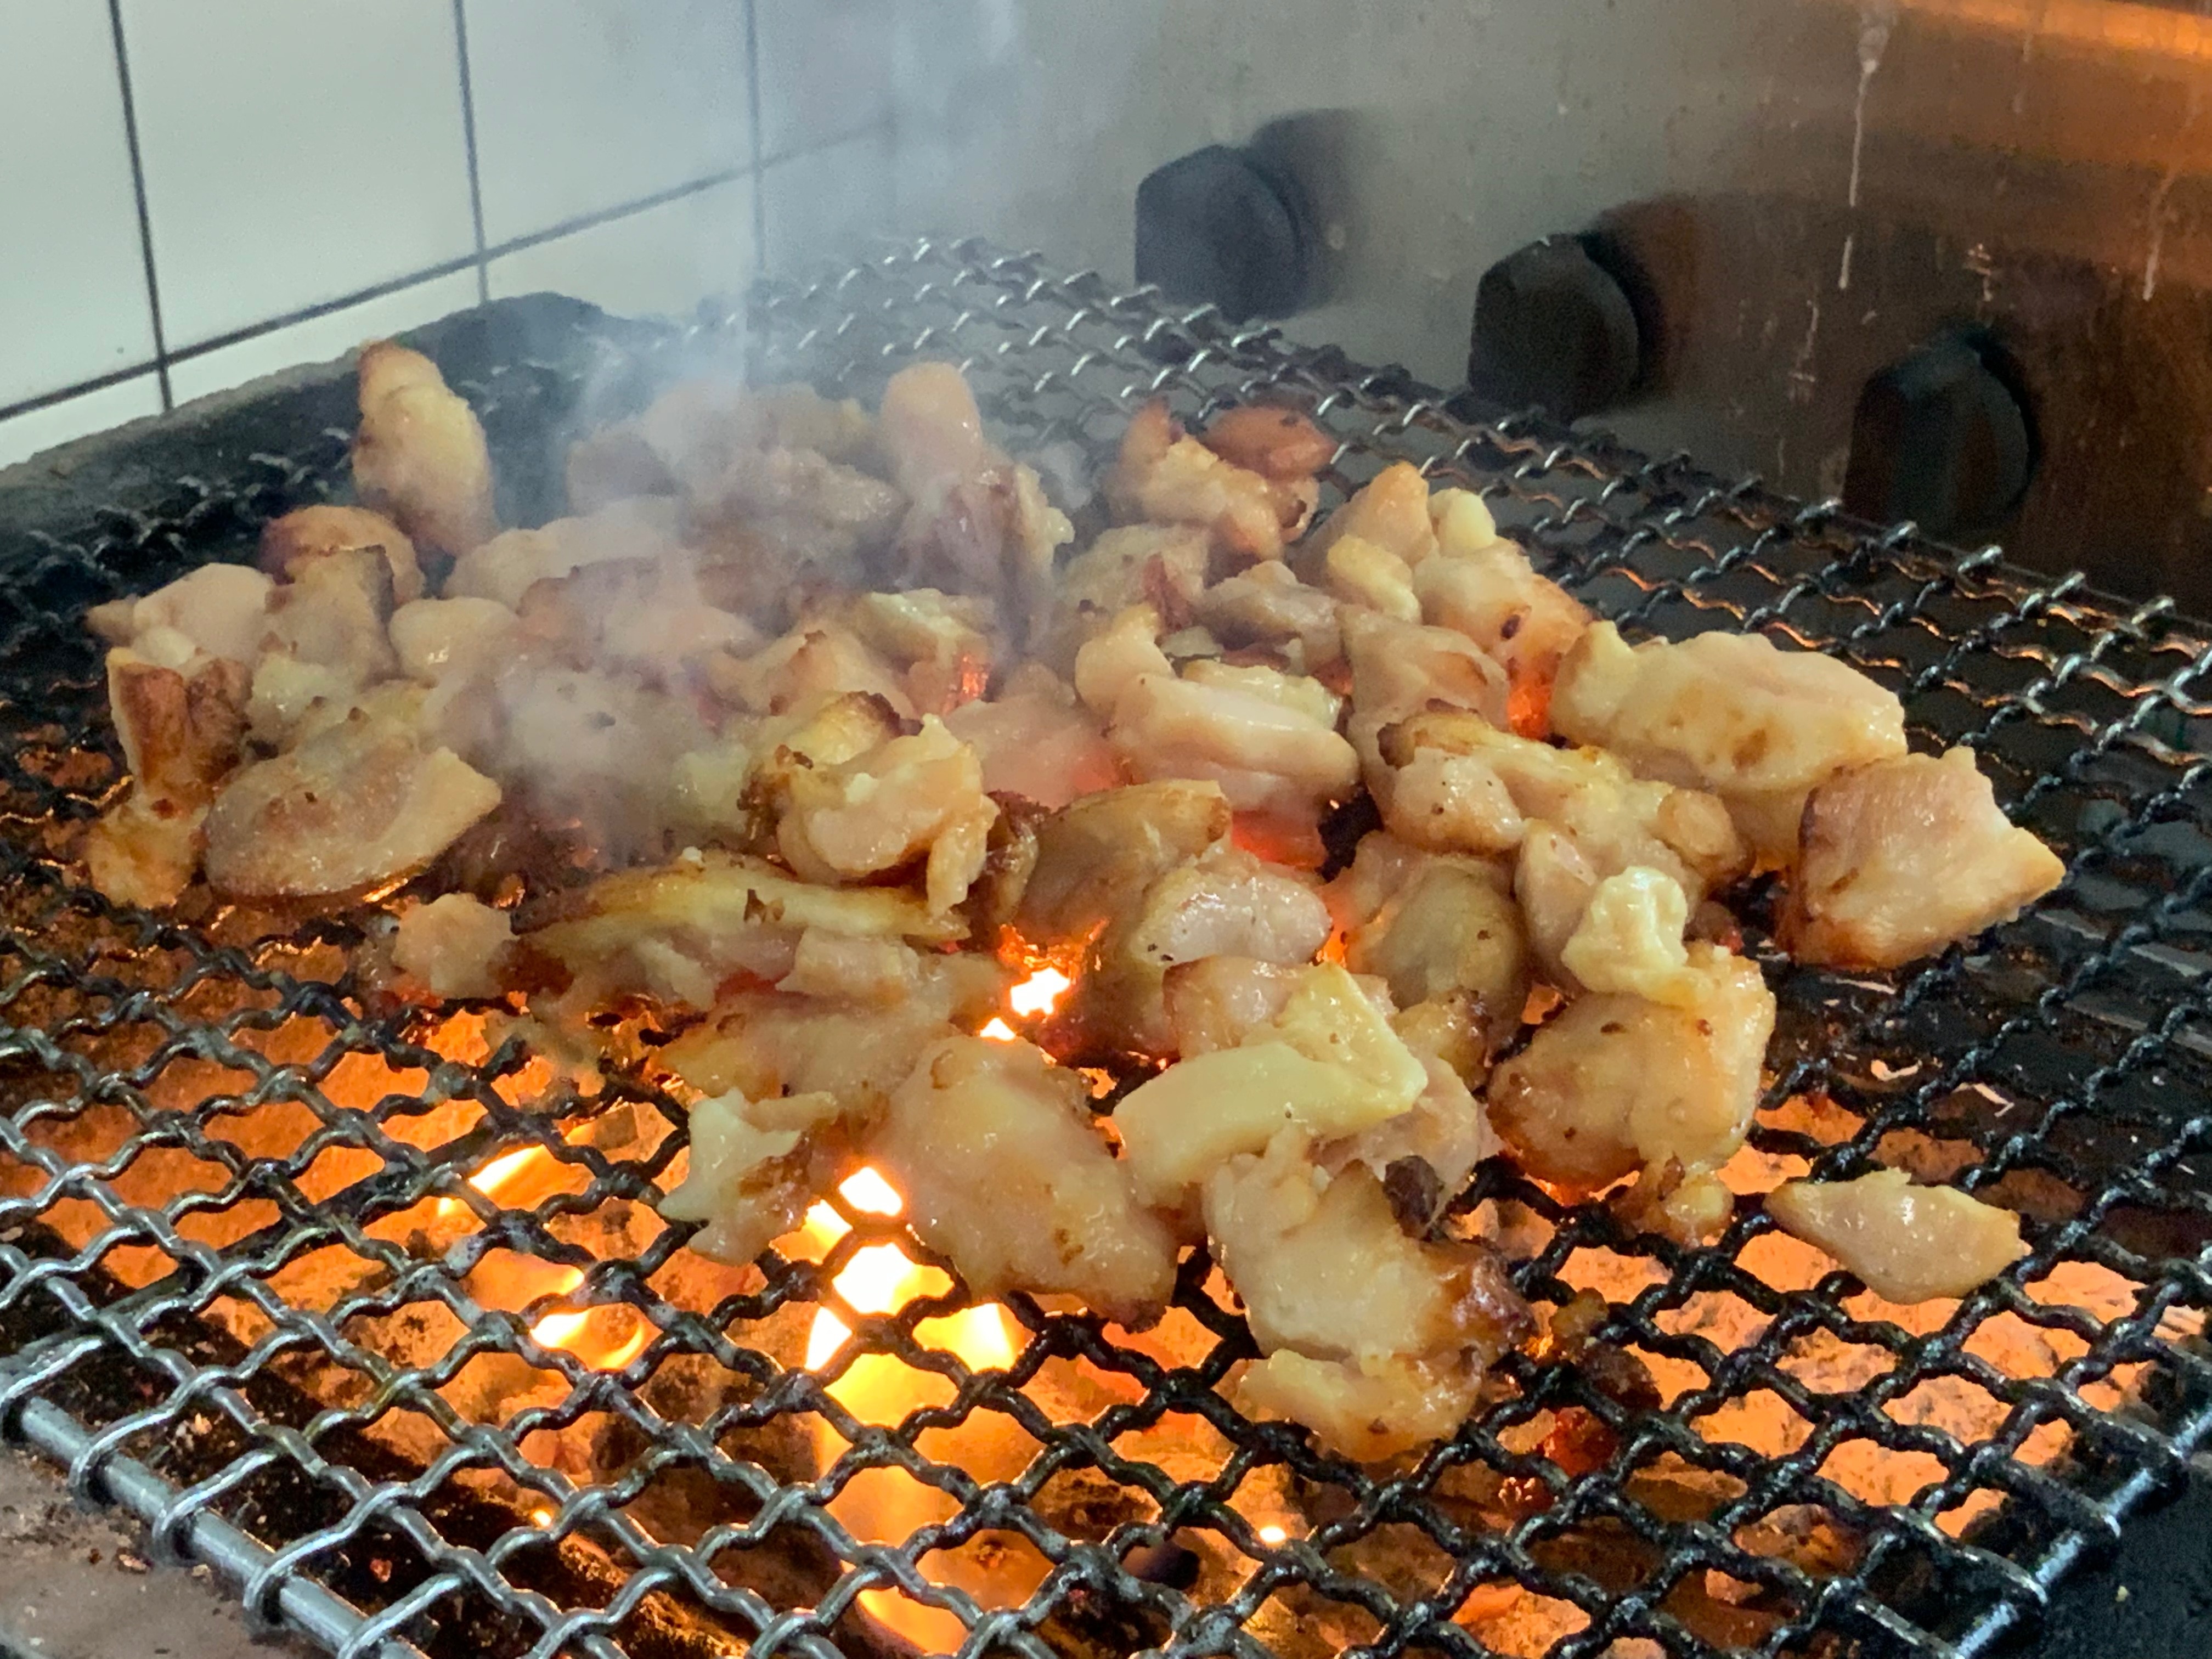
840,588,997,714
1052,846,1333,1061
490,664,711,863
393,893,514,998
445,499,686,610
1013,778,1231,947
87,562,273,667
1115,963,1428,1208
659,1087,851,1265
942,668,1122,808
1193,561,1344,669
1107,400,1314,561
1178,658,1342,728
1105,665,1359,837
1487,944,1775,1196
390,597,520,684
202,711,500,900
1342,855,1529,1045
1551,621,1908,860
1073,603,1175,719
772,715,999,914
1558,866,1705,1007
1041,523,1212,672
1322,535,1420,623
1200,404,1335,481
1306,461,1438,566
1341,608,1511,800
259,504,424,604
1237,1350,1483,1462
874,1036,1179,1327
1780,747,2065,969
531,849,967,1013
711,617,915,718
351,341,496,555
1767,1169,2028,1303
879,363,1073,641
1414,537,1589,737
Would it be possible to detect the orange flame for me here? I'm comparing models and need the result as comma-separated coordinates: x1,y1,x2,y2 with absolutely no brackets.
526,1266,649,1370
436,1143,555,1218
978,1017,1019,1042
1008,966,1071,1017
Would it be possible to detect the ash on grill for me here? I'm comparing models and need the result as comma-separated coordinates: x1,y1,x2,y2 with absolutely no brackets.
2,243,2210,1659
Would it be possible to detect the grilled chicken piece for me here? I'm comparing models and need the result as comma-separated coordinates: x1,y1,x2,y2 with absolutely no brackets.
530,848,968,1012
1200,404,1335,481
82,795,205,910
259,504,424,605
839,588,997,715
1342,854,1529,1045
1321,1044,1500,1229
1551,621,1908,860
1115,963,1426,1210
660,1086,853,1265
941,668,1121,809
514,559,759,690
1193,561,1344,669
1414,533,1589,738
1487,944,1775,1197
247,548,403,744
203,710,500,900
1306,461,1438,567
351,341,497,555
393,893,514,998
87,562,273,667
1766,1169,2027,1303
879,363,1072,642
390,596,519,684
1780,747,2065,968
874,1035,1179,1327
445,499,687,611
86,640,252,905
1108,400,1314,561
1322,534,1421,623
712,617,915,718
567,379,878,514
1342,608,1512,800
771,714,999,915
692,444,905,560
1237,1350,1485,1462
1013,778,1232,947
1558,866,1706,1007
1041,523,1212,672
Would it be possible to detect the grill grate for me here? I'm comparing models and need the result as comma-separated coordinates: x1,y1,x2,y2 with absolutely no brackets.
3,239,2212,1659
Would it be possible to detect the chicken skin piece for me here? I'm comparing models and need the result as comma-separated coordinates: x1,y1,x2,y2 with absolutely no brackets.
1767,1168,2027,1303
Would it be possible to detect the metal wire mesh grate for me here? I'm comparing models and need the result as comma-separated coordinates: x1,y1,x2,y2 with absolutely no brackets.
3,238,2212,1659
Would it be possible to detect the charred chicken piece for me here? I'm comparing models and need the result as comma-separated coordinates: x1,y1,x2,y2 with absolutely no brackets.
1487,944,1775,1197
1766,1168,2028,1303
351,341,497,555
1551,620,1908,861
259,504,424,605
83,645,252,909
873,1035,1179,1327
1780,747,2065,968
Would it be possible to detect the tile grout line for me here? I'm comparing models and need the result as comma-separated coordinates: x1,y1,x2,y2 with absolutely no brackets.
450,0,492,304
103,0,172,412
745,0,768,279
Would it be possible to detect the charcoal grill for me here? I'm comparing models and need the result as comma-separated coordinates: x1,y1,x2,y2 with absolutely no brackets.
3,238,2212,1659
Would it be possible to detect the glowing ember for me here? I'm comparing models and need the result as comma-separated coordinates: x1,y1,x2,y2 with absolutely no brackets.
839,1166,902,1215
1259,1525,1289,1545
978,1017,1018,1042
1008,965,1071,1017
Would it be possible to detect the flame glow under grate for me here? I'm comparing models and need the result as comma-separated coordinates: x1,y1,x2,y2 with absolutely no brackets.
0,240,2209,1659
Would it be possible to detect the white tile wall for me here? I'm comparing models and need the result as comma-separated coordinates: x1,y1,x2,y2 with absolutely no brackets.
0,2,920,463
122,0,478,350
0,3,157,410
466,0,753,249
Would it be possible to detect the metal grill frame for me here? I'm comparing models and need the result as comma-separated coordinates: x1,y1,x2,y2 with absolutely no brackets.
1,238,2210,1659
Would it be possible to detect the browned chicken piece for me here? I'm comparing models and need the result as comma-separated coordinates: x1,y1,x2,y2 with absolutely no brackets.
1414,532,1589,738
659,1086,852,1265
86,634,250,890
529,848,967,1012
838,588,998,715
1305,461,1438,567
1193,561,1344,670
1200,404,1336,481
1341,608,1511,798
248,548,402,743
392,893,514,998
879,363,1073,642
351,341,497,555
202,709,500,900
1013,779,1231,947
1766,1169,2028,1302
1040,523,1212,672
87,562,273,666
82,795,205,910
1237,1350,1485,1462
1108,400,1314,561
873,1035,1180,1327
1115,963,1428,1209
1342,855,1529,1046
1612,1160,1734,1245
1321,1041,1500,1229
259,504,424,604
1551,620,1909,861
445,498,686,610
1487,943,1775,1197
771,714,1000,915
1780,747,2066,969
941,667,1122,809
